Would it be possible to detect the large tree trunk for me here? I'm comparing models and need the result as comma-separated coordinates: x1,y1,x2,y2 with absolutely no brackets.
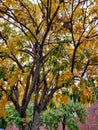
19,109,29,130
32,107,40,130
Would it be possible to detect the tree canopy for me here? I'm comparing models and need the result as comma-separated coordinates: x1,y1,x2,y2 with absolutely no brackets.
0,0,98,129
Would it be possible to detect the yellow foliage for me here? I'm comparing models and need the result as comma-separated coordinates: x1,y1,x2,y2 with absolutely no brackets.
31,94,35,101
55,101,60,108
0,79,4,85
47,73,53,87
7,39,18,54
5,0,10,6
38,95,41,102
0,97,7,118
57,71,73,87
5,0,16,6
55,94,60,101
58,78,63,86
61,71,73,80
85,102,91,107
8,76,18,87
60,95,69,104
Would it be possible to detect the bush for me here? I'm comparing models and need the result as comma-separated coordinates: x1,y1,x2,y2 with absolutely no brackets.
40,101,87,130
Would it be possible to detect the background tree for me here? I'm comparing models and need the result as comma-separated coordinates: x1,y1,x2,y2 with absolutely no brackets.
40,101,87,130
0,0,98,130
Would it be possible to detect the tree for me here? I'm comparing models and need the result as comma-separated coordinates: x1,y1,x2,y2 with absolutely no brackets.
0,0,98,130
40,101,87,130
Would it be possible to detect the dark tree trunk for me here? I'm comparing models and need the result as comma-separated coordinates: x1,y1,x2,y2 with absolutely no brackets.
22,125,30,130
31,107,40,130
62,116,66,130
19,109,28,130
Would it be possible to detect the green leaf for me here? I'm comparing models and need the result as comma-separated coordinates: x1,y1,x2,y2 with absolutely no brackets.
0,67,5,79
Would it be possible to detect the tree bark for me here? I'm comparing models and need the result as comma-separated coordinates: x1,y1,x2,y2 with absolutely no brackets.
22,125,30,130
21,122,35,130
31,107,40,130
62,116,66,130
